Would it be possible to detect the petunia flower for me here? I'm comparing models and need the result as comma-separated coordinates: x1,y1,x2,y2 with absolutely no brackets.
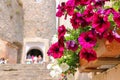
112,30,120,42
92,13,110,33
50,64,62,78
66,0,75,16
103,30,115,42
58,36,65,47
75,0,92,6
58,25,66,47
70,13,81,29
66,40,78,51
71,12,89,29
103,8,113,16
93,0,110,8
47,42,64,59
58,25,66,39
56,2,66,17
79,48,97,62
66,74,74,80
83,4,94,23
60,63,69,72
78,31,97,48
113,12,120,28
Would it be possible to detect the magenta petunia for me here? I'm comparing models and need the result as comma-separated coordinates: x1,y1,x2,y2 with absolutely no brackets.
93,0,105,7
78,31,97,48
56,2,66,17
47,42,64,59
113,12,120,28
83,4,94,23
75,0,92,6
58,36,65,47
103,8,113,16
112,30,120,42
103,30,115,42
92,13,110,33
66,0,75,16
79,48,97,62
58,25,66,39
71,12,89,29
70,13,81,29
93,0,109,8
66,40,78,51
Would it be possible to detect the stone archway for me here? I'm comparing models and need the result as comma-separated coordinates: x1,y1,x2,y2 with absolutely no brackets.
21,37,49,64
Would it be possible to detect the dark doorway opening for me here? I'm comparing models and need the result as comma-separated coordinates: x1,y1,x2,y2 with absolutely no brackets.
27,49,43,58
26,49,43,64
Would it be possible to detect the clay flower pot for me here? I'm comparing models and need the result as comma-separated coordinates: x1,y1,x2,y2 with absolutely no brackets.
79,30,120,72
96,39,120,57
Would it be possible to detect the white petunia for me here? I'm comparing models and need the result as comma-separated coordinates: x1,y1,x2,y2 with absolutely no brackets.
50,56,55,62
50,70,56,78
47,63,53,69
67,74,75,80
49,64,62,78
60,63,69,72
52,65,62,73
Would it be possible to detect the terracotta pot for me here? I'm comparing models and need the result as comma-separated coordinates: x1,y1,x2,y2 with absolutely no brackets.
79,29,120,72
79,32,120,71
96,39,120,57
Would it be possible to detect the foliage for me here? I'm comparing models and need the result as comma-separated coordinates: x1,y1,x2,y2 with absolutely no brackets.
47,0,120,80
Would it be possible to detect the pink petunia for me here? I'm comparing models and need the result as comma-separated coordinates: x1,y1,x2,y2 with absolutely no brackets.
112,30,120,42
113,12,120,28
103,30,115,42
71,12,89,29
70,13,81,29
93,0,109,8
66,0,75,16
79,48,97,62
75,0,92,6
66,40,78,51
58,36,65,47
58,25,66,39
78,31,97,48
83,4,94,23
92,13,110,33
56,2,66,17
47,42,64,59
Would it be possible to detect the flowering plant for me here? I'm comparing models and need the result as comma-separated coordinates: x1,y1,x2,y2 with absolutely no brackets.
47,0,120,79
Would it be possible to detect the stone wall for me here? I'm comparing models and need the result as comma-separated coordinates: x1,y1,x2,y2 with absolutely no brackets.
0,0,23,44
22,0,56,41
0,39,18,64
0,63,58,80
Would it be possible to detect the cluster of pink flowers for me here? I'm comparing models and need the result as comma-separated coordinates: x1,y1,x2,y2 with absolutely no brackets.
48,0,120,63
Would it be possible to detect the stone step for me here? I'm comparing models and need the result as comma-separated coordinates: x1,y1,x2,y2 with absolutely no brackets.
0,63,48,71
0,63,58,80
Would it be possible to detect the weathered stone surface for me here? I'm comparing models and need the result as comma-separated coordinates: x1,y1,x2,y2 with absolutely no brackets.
0,0,58,80
0,0,23,44
0,63,58,80
22,0,56,41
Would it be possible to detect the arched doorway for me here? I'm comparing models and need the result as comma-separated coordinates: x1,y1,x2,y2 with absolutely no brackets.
26,49,43,64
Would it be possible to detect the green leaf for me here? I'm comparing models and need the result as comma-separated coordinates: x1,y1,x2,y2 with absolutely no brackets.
113,1,120,11
108,13,113,21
